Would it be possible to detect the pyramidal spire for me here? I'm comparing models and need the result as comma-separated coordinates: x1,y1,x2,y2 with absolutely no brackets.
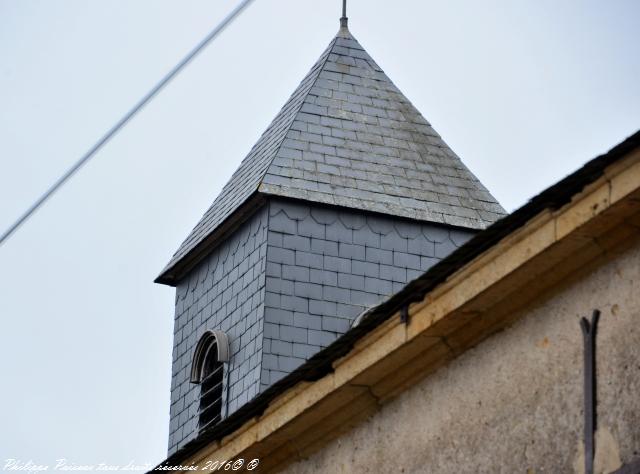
156,18,506,284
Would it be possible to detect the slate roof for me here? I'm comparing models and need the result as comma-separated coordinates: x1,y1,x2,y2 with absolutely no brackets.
157,25,506,284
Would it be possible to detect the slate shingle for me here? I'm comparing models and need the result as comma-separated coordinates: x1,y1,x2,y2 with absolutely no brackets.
159,26,505,283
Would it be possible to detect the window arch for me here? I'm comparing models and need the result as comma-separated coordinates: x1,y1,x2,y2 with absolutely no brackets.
190,330,230,431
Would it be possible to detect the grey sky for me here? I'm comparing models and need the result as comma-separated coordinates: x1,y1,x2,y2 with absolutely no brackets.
0,0,638,467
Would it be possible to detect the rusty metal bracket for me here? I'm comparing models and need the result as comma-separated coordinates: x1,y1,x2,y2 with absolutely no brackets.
399,296,424,325
400,305,410,324
580,309,600,474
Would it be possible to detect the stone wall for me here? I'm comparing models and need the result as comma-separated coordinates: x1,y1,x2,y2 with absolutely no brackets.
281,240,640,473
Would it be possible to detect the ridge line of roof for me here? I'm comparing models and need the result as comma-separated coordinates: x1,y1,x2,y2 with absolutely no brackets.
256,31,504,228
155,35,340,284
257,34,340,194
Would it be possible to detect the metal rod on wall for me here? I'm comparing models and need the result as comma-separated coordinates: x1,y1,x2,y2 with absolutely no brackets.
580,309,600,474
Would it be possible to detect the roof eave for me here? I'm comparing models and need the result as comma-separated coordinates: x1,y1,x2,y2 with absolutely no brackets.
155,193,267,286
151,129,640,468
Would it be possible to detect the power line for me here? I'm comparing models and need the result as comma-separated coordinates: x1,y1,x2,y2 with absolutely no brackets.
0,0,256,247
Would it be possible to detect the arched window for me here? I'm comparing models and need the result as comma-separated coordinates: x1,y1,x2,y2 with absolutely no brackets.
190,330,230,432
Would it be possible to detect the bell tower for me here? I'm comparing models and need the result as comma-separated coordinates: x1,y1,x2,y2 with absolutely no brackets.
157,8,505,454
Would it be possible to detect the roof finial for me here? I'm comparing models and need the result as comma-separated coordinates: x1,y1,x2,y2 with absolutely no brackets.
340,0,348,28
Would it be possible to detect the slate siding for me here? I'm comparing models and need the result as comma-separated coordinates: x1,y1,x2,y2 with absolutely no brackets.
167,199,474,454
260,198,474,388
168,207,269,454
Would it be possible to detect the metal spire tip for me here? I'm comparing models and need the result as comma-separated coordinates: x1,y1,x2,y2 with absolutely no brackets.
340,0,348,28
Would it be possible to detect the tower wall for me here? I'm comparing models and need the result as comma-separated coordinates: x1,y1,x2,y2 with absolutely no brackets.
260,198,474,388
168,207,269,454
167,199,475,454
